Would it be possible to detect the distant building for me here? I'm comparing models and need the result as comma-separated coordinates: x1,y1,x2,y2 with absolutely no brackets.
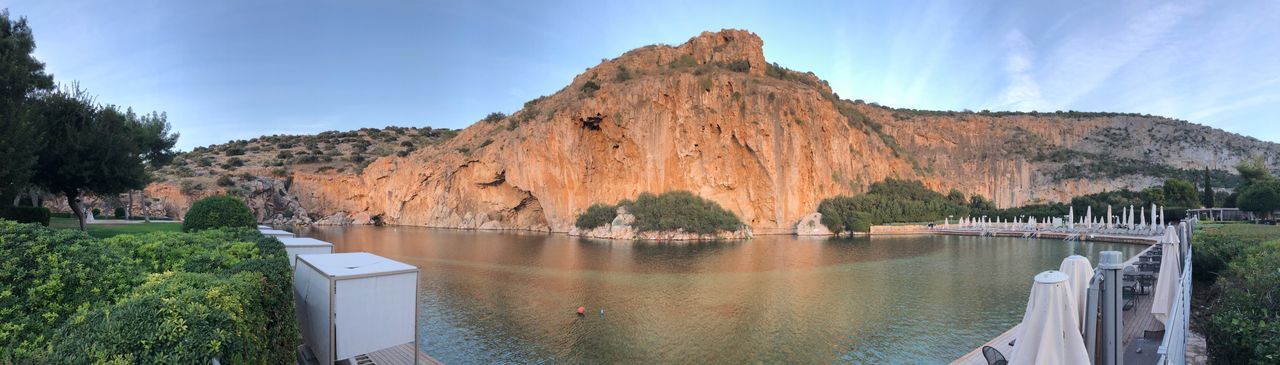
1187,208,1254,221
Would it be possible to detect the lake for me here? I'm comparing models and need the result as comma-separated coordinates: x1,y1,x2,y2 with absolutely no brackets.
299,226,1144,364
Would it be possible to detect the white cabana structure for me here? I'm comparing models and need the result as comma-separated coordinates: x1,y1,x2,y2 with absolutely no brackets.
1151,227,1183,327
259,228,295,238
1059,256,1094,331
295,252,419,365
278,237,335,267
1010,271,1090,364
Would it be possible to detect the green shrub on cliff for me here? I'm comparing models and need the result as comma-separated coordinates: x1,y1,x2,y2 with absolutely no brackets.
575,191,742,234
624,191,742,234
575,203,619,229
817,179,970,233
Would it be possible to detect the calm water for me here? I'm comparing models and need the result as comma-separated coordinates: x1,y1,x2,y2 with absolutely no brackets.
299,226,1142,364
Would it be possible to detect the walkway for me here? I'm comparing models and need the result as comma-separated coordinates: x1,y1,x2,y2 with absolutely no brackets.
951,236,1164,365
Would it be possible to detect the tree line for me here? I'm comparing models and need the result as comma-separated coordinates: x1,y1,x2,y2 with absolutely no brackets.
0,10,177,230
818,164,1276,234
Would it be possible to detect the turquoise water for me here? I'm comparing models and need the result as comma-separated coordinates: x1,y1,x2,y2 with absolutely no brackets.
300,226,1143,364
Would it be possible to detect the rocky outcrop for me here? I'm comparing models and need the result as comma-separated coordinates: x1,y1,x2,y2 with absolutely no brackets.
568,206,752,240
795,213,834,236
140,29,1279,234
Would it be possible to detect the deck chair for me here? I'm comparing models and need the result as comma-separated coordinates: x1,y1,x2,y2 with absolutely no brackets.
982,346,1008,365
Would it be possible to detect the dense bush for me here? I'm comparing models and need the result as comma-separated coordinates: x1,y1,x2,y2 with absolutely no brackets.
0,222,142,361
576,191,742,234
623,191,742,234
575,203,619,229
0,221,297,363
0,205,51,226
818,179,970,233
182,195,256,232
1195,224,1280,363
216,174,235,187
113,206,126,218
726,60,751,72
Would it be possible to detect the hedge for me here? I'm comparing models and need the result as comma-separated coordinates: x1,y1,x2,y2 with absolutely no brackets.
574,203,619,229
182,195,256,232
1195,224,1280,363
0,205,51,226
0,221,297,364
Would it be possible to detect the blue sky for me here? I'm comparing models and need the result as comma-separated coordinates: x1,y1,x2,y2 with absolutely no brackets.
6,0,1279,150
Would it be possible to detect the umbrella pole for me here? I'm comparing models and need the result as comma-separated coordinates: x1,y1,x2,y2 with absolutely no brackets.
1099,251,1125,365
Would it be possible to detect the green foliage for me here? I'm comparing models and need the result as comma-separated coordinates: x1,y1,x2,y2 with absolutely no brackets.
726,60,751,73
1202,167,1216,209
91,208,101,217
581,80,600,96
182,195,255,232
1163,178,1199,207
113,207,125,219
1238,180,1280,218
216,174,235,187
482,112,507,123
0,10,53,197
574,203,619,229
1235,156,1273,191
0,221,141,362
615,65,633,82
622,191,741,234
817,179,971,233
0,221,297,363
50,272,265,364
1195,224,1280,363
578,192,742,234
668,54,697,69
0,206,51,226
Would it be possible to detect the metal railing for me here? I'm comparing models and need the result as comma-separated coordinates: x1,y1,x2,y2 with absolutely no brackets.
1157,222,1194,364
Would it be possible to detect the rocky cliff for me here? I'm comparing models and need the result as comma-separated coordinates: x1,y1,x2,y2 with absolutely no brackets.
141,29,1278,234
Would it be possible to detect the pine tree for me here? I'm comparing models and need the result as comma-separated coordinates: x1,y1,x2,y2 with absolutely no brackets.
1201,167,1215,208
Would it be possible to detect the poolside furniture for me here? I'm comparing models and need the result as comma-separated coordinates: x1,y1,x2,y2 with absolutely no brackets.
1122,285,1136,311
982,346,1008,365
295,253,419,365
277,237,334,267
1151,227,1183,328
259,228,295,238
1008,271,1090,364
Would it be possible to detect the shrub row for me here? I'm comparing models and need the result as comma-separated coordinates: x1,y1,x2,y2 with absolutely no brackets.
1193,224,1280,363
0,221,297,364
0,205,50,226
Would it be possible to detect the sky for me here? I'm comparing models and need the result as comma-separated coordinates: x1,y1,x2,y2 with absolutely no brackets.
5,0,1279,150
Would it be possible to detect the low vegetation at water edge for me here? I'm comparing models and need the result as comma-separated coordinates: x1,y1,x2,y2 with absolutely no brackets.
574,191,742,234
0,220,297,364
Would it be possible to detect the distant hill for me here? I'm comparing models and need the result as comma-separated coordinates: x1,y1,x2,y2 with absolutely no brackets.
139,29,1279,232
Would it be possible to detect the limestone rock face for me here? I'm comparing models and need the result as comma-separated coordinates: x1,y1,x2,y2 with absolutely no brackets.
137,29,1280,234
795,213,834,236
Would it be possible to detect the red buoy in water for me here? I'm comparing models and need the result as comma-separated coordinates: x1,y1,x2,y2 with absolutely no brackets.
577,306,586,315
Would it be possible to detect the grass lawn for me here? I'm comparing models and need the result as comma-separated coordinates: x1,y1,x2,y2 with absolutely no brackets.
49,217,183,238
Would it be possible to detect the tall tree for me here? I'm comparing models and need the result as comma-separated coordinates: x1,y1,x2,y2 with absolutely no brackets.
1162,178,1199,207
0,10,54,197
29,86,176,230
1201,167,1215,208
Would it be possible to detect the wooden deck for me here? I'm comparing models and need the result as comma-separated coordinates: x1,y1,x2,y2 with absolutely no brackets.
354,343,445,365
952,242,1162,365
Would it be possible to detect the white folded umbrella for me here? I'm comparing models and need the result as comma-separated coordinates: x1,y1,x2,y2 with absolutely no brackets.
1010,271,1091,365
1151,226,1183,326
1059,255,1094,332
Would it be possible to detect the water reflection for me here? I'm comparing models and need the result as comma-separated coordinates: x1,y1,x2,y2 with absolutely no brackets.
300,226,1142,364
